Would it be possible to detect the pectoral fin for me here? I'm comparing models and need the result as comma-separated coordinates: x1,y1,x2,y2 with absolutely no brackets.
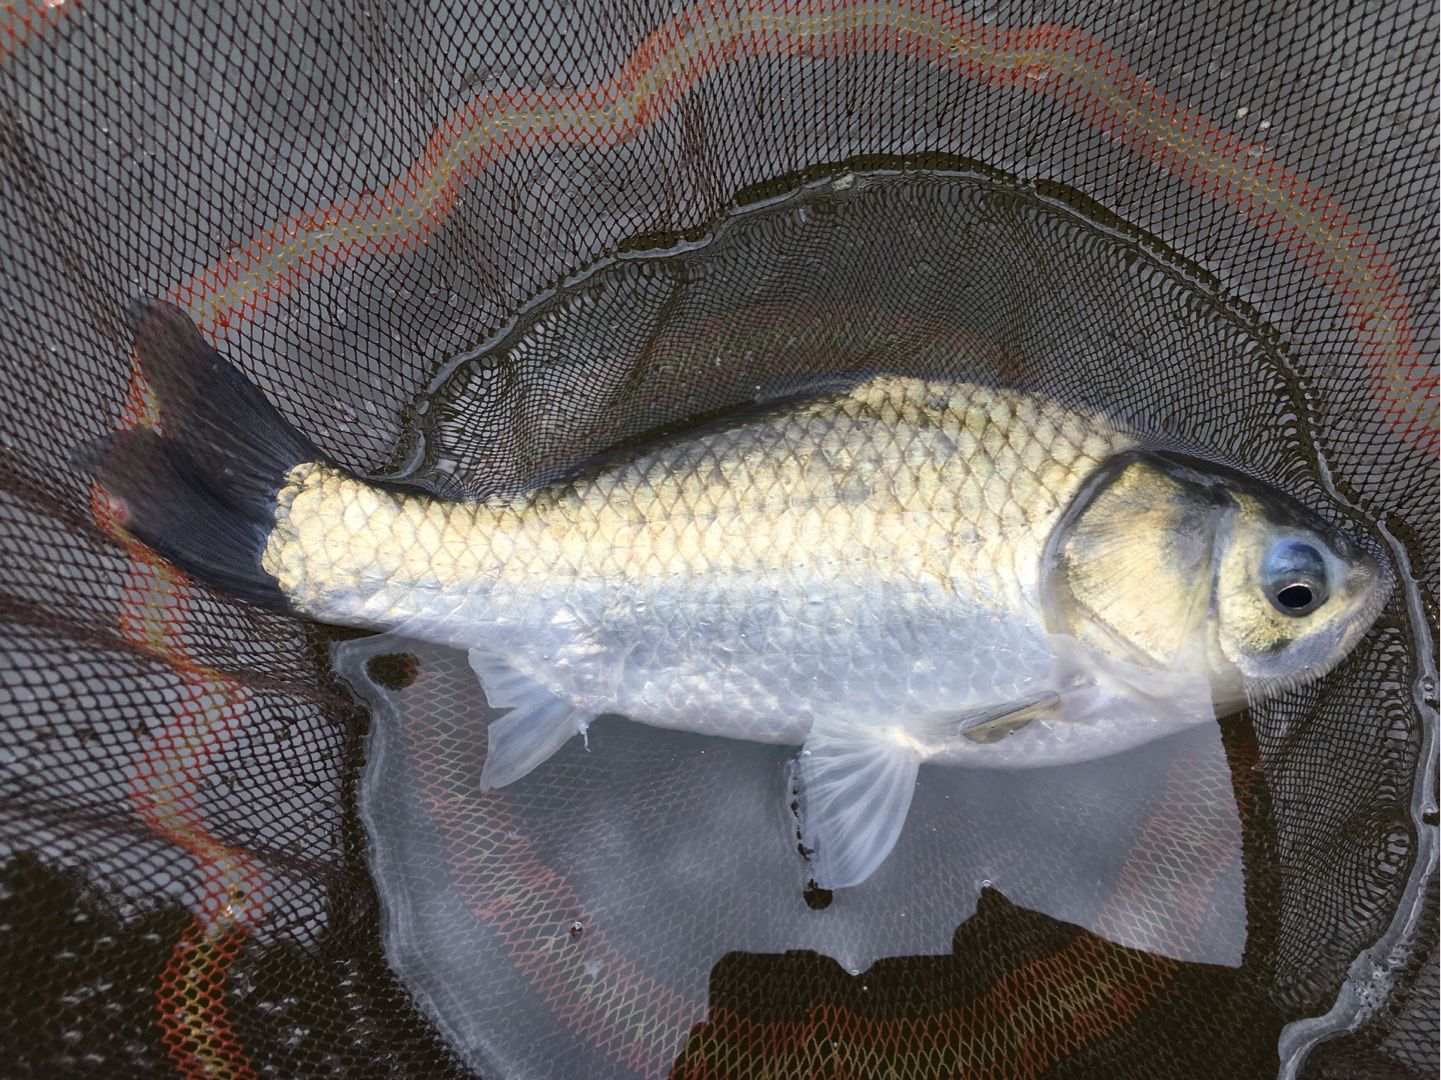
792,716,921,890
467,650,593,789
953,691,1061,744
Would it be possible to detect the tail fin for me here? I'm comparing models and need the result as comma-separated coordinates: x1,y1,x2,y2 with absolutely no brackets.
75,299,321,611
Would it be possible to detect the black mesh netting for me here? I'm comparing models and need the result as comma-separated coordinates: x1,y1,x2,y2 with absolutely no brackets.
0,1,1435,1078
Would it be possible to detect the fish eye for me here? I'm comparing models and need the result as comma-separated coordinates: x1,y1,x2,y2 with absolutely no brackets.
1263,541,1328,617
1275,583,1316,610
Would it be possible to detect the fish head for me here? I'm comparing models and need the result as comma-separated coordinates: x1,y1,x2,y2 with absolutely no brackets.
1044,451,1389,713
1209,486,1388,701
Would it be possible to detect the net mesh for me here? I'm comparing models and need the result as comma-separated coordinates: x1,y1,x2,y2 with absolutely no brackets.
0,1,1435,1077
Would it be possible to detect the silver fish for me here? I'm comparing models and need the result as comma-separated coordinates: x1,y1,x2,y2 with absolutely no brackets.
85,301,1390,888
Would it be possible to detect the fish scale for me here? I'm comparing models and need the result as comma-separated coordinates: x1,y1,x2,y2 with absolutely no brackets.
264,379,1124,708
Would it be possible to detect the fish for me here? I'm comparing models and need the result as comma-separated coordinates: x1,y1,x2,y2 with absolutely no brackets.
79,300,1391,889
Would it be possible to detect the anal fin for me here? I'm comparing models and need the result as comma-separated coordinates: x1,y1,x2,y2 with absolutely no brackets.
467,650,593,789
793,715,921,890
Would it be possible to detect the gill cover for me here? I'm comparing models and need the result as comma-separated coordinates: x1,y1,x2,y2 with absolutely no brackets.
1042,452,1228,674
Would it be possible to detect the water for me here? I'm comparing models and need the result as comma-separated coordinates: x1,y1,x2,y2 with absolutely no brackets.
334,162,1422,1079
341,633,1251,1078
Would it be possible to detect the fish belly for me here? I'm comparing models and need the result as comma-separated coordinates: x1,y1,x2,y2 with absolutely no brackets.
446,572,1061,747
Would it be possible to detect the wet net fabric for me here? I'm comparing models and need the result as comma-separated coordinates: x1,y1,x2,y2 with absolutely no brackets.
0,2,1435,1078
